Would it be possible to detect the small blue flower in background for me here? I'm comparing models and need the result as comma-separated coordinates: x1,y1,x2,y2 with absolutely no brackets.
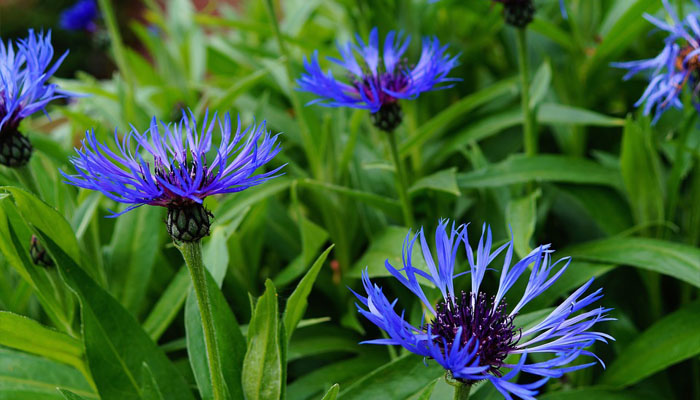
298,28,459,131
612,0,700,123
0,29,70,166
63,110,283,219
353,221,612,399
60,0,99,32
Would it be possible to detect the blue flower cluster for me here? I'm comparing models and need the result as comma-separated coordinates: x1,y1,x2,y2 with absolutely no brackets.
612,0,700,123
60,0,99,32
0,30,69,134
298,28,459,113
354,221,612,399
63,111,283,216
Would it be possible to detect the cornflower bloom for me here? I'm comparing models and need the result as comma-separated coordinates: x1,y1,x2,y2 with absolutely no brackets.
63,110,283,242
298,27,459,132
0,30,69,167
612,0,700,123
60,0,99,32
353,221,612,399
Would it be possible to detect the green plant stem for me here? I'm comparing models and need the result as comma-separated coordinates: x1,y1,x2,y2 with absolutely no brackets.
386,132,415,228
516,28,536,158
96,0,135,122
178,241,225,400
453,383,471,400
666,112,696,224
263,0,320,178
12,165,40,195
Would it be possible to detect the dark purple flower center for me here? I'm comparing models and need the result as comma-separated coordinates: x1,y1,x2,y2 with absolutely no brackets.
429,291,519,377
149,158,212,206
352,72,410,106
676,45,700,72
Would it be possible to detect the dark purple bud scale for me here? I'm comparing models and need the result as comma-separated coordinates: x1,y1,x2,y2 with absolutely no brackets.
501,0,535,28
30,235,54,268
429,291,519,379
166,203,212,242
370,102,403,133
0,129,33,167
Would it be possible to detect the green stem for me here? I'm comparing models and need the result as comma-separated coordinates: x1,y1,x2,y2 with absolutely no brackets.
386,132,415,228
445,373,471,400
178,241,226,400
516,28,536,158
666,112,696,225
453,384,471,400
263,0,320,178
12,165,40,195
96,0,135,122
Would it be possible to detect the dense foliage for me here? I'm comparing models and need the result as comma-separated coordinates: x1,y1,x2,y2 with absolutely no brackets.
0,0,698,399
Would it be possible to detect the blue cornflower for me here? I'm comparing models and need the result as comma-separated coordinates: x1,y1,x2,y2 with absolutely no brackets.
0,29,70,167
63,111,283,241
353,221,612,399
298,28,459,132
60,0,99,32
612,0,700,123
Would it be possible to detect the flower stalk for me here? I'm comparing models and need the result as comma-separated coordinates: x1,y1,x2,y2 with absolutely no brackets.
386,131,415,228
516,28,536,158
177,240,226,400
446,372,471,400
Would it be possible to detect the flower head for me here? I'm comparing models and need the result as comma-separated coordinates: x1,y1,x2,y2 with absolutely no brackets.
298,28,459,131
612,0,700,123
0,30,70,166
60,0,99,32
63,110,283,221
353,221,612,399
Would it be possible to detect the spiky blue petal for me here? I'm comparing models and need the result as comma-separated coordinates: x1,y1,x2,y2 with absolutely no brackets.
612,0,700,123
0,30,70,133
62,111,283,216
297,28,459,113
353,221,612,399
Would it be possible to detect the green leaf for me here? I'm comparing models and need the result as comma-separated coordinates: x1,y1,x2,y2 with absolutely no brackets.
0,200,74,334
283,245,334,343
505,190,540,258
529,60,552,109
619,116,665,230
243,280,282,400
458,155,622,189
0,348,96,400
537,103,625,127
583,0,661,77
107,205,163,313
565,237,700,287
320,384,340,400
58,390,91,400
539,388,660,400
400,78,519,155
142,267,189,340
139,363,165,400
349,226,427,278
2,187,82,272
409,168,461,197
338,353,443,399
185,269,246,400
0,311,84,371
36,231,195,400
298,179,402,220
601,301,700,388
274,217,329,287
